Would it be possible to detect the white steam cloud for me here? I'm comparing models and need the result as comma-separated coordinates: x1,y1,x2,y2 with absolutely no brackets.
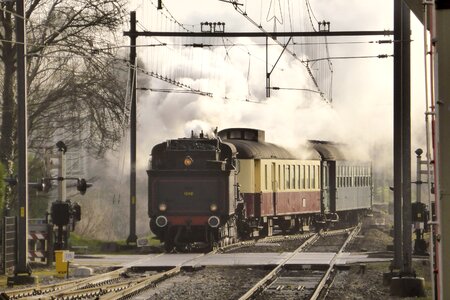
79,1,427,239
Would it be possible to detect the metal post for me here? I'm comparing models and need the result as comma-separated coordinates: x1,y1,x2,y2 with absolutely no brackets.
265,36,270,98
401,0,412,275
15,0,29,276
435,3,450,299
392,0,403,271
126,11,138,245
415,149,422,205
58,148,66,202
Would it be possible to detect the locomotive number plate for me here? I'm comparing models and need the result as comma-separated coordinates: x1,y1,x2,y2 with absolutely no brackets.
184,191,194,196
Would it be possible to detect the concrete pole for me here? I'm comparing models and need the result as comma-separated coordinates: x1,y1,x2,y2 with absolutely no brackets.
435,4,450,300
126,11,138,245
15,0,29,276
392,0,403,271
401,1,412,275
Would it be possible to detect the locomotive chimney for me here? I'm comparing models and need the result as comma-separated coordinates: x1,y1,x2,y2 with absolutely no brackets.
200,130,204,138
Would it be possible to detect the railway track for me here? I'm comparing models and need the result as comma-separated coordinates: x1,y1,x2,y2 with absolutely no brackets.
1,225,360,300
239,223,362,300
216,231,316,254
0,253,197,300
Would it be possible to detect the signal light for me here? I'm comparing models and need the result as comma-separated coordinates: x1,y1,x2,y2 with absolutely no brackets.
72,203,81,221
77,178,91,195
40,177,52,192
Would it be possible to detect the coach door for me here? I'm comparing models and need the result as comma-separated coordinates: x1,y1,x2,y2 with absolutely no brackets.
321,161,331,214
272,162,277,215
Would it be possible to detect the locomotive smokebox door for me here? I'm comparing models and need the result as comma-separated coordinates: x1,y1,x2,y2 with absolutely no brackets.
51,201,70,226
411,202,427,222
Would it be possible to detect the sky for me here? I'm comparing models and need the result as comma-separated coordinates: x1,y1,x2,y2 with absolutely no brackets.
126,0,428,166
92,0,429,237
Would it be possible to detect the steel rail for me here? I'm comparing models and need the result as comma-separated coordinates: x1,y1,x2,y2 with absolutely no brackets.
309,223,362,300
214,231,315,254
3,254,166,299
23,267,129,300
99,251,209,300
2,277,85,299
100,266,182,300
238,232,320,300
49,275,158,299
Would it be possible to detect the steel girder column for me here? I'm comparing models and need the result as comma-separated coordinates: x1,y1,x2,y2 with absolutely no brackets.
400,0,412,275
392,0,403,271
435,4,450,300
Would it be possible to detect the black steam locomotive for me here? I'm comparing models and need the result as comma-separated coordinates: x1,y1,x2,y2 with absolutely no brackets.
147,128,372,251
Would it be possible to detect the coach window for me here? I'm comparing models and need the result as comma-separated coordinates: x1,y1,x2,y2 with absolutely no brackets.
306,165,310,189
348,166,351,187
343,166,346,187
292,165,297,189
284,165,291,189
312,166,316,189
337,166,341,188
351,166,355,187
347,166,351,187
293,165,296,189
278,165,281,189
316,165,319,189
297,165,301,188
300,165,304,189
264,164,268,190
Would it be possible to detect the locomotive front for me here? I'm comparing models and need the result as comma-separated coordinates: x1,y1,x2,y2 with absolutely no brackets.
147,132,238,251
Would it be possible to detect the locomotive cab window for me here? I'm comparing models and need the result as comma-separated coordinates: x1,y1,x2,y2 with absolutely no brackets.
148,155,152,170
229,130,241,139
244,131,256,141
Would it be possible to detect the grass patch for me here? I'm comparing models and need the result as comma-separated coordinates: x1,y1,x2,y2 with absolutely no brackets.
68,233,161,254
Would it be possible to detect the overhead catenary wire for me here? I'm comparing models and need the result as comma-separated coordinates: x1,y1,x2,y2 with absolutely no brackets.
229,0,330,102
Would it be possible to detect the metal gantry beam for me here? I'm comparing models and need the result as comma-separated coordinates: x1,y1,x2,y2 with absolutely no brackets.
124,30,394,38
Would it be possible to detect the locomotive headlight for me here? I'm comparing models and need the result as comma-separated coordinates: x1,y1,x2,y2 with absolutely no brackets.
158,203,167,212
210,203,218,212
184,156,193,167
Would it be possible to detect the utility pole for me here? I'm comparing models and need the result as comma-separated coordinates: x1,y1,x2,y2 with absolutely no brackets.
435,2,450,299
389,0,425,297
400,0,412,276
126,11,138,246
11,0,36,285
392,0,403,271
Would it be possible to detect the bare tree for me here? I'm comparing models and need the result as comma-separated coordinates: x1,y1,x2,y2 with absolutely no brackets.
0,0,129,167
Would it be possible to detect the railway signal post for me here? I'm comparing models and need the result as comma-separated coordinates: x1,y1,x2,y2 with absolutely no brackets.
8,0,36,286
412,148,428,256
50,142,89,250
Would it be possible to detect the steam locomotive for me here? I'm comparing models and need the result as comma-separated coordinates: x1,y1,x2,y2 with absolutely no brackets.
147,128,372,251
